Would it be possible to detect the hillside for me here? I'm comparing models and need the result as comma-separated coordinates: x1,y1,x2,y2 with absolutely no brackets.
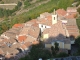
0,0,21,3
0,0,76,34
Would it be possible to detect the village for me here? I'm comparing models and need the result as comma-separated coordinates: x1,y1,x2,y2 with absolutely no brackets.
0,6,79,60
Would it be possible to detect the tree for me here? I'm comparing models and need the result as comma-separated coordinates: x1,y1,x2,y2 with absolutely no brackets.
1,23,8,32
24,0,31,8
75,36,80,47
77,8,80,14
28,42,51,60
20,55,33,60
56,52,69,58
0,8,3,18
3,9,9,17
54,42,59,52
51,46,56,56
17,1,22,7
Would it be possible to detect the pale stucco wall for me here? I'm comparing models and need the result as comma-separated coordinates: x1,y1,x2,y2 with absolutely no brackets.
43,34,48,39
59,42,64,49
52,14,57,24
45,44,51,48
64,44,71,50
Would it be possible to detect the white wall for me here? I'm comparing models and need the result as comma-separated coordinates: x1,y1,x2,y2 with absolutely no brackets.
52,14,58,24
39,24,51,32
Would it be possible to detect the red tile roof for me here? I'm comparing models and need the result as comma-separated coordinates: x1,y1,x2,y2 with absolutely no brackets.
65,13,75,19
38,18,52,26
21,42,31,50
46,15,52,20
43,21,66,37
30,19,39,27
32,41,39,45
67,7,77,13
66,25,79,38
40,12,51,18
5,54,11,58
28,26,40,38
13,24,23,28
25,36,36,42
0,49,4,55
18,35,27,42
56,9,67,16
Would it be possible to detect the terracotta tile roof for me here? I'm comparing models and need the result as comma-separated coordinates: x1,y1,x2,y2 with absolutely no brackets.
1,44,19,56
21,44,27,50
5,53,11,58
37,18,52,26
67,7,77,13
30,19,38,23
49,21,66,37
2,32,16,38
29,19,39,27
0,49,4,55
40,12,51,18
25,36,36,42
56,9,67,16
32,41,39,45
19,26,30,36
12,24,23,28
25,21,34,26
21,42,31,50
19,25,40,39
28,26,40,38
66,25,79,38
43,21,71,43
18,35,27,42
46,15,52,20
65,14,75,19
66,19,76,25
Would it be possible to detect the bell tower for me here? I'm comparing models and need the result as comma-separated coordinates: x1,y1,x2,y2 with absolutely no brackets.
52,9,58,25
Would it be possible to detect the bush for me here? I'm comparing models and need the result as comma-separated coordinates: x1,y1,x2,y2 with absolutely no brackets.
24,0,31,8
56,52,69,58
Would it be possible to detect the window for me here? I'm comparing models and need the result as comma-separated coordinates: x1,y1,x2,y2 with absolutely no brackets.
41,25,43,27
54,17,55,20
45,26,46,28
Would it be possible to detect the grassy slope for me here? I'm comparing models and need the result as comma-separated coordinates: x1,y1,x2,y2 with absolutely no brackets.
0,0,21,3
0,0,74,34
12,0,74,23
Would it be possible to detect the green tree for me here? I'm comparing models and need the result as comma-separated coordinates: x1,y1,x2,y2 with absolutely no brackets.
0,8,3,18
28,42,51,60
56,52,69,58
51,46,56,56
54,42,59,53
75,36,80,47
24,0,31,8
1,23,8,32
17,1,22,7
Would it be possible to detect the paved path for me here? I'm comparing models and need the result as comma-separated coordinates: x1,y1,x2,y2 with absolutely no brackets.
0,3,17,5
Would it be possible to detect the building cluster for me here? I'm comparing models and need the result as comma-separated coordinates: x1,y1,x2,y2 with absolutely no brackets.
0,7,79,59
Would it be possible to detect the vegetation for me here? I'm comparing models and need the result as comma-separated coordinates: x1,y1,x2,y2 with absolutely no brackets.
0,1,22,18
20,42,69,60
51,46,56,56
0,0,74,34
56,52,69,58
76,16,80,30
20,42,51,60
73,36,80,56
24,0,31,8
